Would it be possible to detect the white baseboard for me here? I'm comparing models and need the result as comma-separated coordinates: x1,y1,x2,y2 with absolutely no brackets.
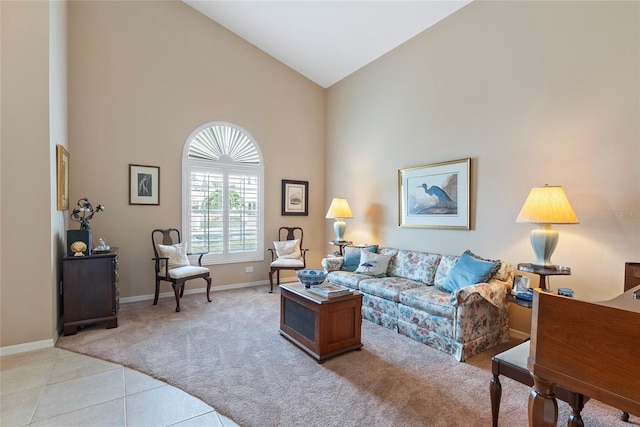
1,338,56,356
509,328,530,341
120,280,270,304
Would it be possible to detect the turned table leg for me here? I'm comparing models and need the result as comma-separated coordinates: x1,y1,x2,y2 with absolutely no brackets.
529,374,558,427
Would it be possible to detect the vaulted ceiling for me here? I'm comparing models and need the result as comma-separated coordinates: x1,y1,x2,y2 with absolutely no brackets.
183,1,471,88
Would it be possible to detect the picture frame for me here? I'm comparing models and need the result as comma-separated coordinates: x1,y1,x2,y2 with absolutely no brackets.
398,158,470,229
129,164,160,205
513,275,531,294
281,179,308,216
56,145,70,211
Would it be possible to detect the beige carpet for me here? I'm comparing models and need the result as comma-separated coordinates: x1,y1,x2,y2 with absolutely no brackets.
57,286,634,427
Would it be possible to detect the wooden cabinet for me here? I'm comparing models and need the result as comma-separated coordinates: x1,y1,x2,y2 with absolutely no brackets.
279,283,362,362
62,249,119,335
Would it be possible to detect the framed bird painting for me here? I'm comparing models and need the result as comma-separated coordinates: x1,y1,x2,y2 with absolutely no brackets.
398,158,470,229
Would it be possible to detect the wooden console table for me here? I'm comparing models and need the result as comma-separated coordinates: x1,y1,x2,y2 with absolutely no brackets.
279,283,362,362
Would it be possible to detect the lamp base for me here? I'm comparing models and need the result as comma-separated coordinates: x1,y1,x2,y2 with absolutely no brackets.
333,218,347,241
529,225,559,268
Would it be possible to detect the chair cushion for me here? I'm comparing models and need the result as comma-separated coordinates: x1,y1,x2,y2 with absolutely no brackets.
157,242,190,268
167,265,209,279
271,258,304,268
355,251,392,277
442,250,500,292
273,239,301,259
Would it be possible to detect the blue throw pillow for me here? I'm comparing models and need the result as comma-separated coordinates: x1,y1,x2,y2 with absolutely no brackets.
341,245,378,272
442,250,500,292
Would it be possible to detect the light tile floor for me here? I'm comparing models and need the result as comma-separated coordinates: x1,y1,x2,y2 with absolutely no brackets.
1,347,239,427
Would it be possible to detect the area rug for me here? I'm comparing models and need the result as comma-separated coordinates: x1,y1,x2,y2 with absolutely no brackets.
56,286,633,426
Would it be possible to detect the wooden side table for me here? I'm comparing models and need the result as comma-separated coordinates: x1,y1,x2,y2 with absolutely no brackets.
517,263,570,290
329,240,352,256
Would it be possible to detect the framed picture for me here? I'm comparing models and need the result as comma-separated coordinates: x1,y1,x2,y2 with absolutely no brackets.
129,164,160,205
513,275,531,294
281,179,308,216
398,158,470,229
56,145,70,211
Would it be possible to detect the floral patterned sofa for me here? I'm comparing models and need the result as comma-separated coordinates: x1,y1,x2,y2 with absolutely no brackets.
321,247,514,361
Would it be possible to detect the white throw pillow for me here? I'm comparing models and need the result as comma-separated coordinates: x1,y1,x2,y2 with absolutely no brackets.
157,242,190,269
355,250,391,277
274,239,301,259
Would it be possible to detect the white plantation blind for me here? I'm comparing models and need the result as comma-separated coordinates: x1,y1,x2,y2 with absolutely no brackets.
183,123,264,264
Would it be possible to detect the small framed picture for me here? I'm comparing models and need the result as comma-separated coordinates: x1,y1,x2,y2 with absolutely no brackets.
129,164,160,205
281,179,308,216
513,275,530,294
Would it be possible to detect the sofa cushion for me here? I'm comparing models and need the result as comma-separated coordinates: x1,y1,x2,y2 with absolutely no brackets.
392,250,441,285
355,251,392,277
342,245,378,272
434,255,459,289
442,250,500,292
359,276,424,302
399,287,456,319
378,247,400,276
326,271,370,289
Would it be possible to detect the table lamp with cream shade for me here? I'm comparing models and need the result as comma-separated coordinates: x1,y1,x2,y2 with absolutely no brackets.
326,198,353,242
516,185,579,268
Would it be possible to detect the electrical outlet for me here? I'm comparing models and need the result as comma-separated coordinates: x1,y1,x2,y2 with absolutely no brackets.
245,266,253,273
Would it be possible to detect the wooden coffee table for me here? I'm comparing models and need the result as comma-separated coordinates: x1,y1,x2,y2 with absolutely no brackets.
279,283,363,363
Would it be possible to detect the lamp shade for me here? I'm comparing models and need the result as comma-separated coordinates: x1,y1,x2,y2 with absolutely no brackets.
515,185,579,224
325,198,353,219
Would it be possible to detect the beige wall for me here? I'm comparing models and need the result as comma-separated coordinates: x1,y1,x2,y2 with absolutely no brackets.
67,0,326,300
326,1,639,330
1,0,66,348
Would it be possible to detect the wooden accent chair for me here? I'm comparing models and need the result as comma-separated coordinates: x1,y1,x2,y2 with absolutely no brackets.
151,228,211,312
267,227,308,293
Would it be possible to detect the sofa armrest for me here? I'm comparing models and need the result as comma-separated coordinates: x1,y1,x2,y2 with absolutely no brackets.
450,280,510,309
321,256,344,272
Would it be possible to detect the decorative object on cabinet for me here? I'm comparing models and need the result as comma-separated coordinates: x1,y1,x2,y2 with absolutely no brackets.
70,241,88,257
63,248,119,335
130,164,160,205
70,197,105,230
398,158,470,229
151,228,211,312
325,198,353,241
56,145,70,211
67,229,92,257
268,226,308,293
93,238,111,254
281,179,308,216
515,184,579,267
67,198,104,256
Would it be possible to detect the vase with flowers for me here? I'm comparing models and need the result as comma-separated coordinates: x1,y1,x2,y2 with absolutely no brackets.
67,198,105,256
70,197,105,230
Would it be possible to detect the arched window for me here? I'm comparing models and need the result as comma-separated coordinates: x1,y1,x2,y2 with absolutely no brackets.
182,122,264,265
